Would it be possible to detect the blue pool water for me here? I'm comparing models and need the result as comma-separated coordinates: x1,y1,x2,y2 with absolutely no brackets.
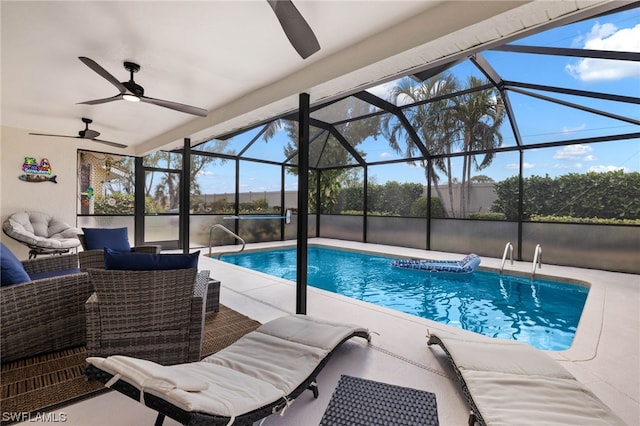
221,246,589,350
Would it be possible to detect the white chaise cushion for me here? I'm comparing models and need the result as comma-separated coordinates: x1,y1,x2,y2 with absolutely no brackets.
430,334,625,426
256,314,367,350
203,331,327,395
86,314,369,419
203,315,367,395
87,356,284,417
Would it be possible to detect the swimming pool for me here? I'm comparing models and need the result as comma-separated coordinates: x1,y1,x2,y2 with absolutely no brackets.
221,246,589,350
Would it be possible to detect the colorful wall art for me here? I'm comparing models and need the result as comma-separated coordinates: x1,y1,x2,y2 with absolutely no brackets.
19,157,57,183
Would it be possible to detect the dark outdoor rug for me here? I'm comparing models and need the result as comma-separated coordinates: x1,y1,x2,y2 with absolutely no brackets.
0,305,260,420
320,375,439,426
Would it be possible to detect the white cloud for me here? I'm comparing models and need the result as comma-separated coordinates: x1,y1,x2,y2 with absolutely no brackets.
365,79,421,106
584,155,597,162
506,162,534,170
566,23,640,82
553,144,593,160
561,123,587,135
554,162,583,169
588,165,627,173
584,22,638,51
379,152,391,158
366,81,397,102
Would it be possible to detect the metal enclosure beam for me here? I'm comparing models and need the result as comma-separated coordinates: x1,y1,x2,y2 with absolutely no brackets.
296,93,310,315
181,138,191,253
134,156,144,246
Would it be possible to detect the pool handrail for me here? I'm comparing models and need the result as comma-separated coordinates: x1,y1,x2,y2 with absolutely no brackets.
532,244,542,278
208,224,245,259
500,242,514,274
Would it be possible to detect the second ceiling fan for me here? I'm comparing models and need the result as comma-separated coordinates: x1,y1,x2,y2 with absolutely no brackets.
29,117,127,149
78,57,208,117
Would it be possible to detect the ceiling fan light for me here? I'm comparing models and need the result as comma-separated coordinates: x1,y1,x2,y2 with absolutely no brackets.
123,93,140,102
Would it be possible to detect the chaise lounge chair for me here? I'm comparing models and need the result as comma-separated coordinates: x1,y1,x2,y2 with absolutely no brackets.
86,314,370,426
427,332,625,426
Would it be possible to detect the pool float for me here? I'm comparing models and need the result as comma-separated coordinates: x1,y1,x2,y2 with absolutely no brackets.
391,253,481,274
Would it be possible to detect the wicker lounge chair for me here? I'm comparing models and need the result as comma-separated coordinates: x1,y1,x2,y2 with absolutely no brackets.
86,314,370,425
1,251,92,362
427,332,624,426
86,268,210,365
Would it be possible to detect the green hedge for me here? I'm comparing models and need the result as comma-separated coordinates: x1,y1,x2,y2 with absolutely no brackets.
468,211,507,220
337,181,426,216
491,171,640,221
530,215,640,225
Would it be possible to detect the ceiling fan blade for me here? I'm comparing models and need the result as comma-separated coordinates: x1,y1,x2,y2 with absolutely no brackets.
30,133,126,149
29,132,74,138
77,94,124,105
267,0,320,59
82,129,101,139
140,96,208,117
92,138,128,149
79,57,127,93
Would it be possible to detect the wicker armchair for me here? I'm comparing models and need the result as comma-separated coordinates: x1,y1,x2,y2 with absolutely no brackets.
78,247,160,271
86,268,209,365
77,233,161,271
79,249,221,313
1,254,92,362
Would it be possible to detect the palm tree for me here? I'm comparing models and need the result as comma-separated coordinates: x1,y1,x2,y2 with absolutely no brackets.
450,76,505,217
274,97,381,213
142,149,225,212
382,75,460,216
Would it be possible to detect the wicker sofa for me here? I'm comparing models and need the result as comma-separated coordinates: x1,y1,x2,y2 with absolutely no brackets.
1,253,92,363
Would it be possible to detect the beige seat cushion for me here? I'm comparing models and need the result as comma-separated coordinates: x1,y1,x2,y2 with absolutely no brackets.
430,334,625,426
3,211,81,249
87,314,369,419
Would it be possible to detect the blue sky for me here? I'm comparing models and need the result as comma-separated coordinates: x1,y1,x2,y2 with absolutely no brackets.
197,7,639,195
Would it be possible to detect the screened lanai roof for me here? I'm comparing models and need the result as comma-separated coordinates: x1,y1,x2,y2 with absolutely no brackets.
192,4,639,171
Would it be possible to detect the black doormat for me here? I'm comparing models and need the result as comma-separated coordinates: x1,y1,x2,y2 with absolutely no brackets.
320,375,439,426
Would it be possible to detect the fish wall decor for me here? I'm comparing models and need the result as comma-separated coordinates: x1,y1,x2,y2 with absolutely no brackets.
19,174,57,184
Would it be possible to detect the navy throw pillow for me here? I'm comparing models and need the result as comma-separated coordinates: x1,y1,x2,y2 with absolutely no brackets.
82,227,131,252
104,248,200,271
1,242,31,286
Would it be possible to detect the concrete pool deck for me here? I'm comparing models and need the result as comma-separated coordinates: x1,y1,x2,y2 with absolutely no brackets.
23,238,639,425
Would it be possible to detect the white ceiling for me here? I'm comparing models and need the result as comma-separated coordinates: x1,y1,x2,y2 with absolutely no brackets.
1,0,623,156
